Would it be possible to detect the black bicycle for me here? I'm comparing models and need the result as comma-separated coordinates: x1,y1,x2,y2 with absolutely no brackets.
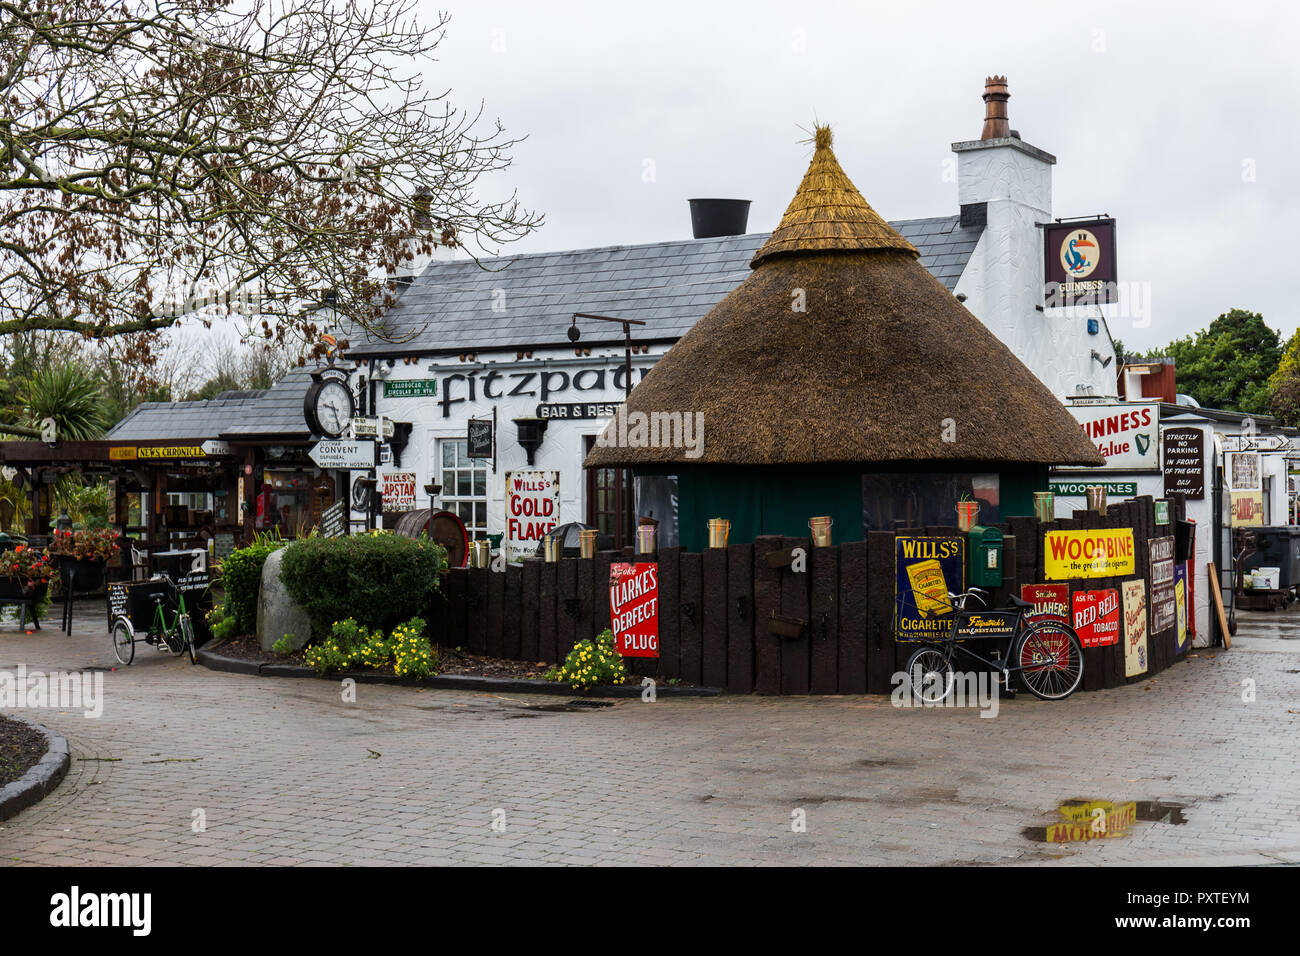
903,587,1084,702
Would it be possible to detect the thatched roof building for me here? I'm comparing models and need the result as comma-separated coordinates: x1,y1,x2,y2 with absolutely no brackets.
585,126,1101,548
586,126,1103,471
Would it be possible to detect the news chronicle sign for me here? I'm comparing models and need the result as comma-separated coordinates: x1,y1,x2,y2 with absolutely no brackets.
1060,403,1160,472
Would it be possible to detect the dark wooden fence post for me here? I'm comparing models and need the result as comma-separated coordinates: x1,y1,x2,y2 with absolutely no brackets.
486,565,505,658
726,542,754,694
538,560,558,663
865,531,895,695
657,547,681,681
810,543,839,695
837,540,869,694
752,536,784,695
557,558,579,661
678,551,703,685
701,547,729,689
467,566,488,653
520,560,540,662
502,564,521,659
780,536,812,695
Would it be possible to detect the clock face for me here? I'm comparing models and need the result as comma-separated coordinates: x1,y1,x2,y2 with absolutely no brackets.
314,380,353,438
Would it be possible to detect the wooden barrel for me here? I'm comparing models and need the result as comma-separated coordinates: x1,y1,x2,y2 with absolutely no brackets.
391,508,469,568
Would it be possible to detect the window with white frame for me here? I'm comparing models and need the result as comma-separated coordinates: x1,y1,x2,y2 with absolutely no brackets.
439,438,488,539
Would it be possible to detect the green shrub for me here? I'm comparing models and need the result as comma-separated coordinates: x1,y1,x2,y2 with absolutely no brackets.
279,534,446,637
219,539,284,634
206,604,238,643
551,628,627,690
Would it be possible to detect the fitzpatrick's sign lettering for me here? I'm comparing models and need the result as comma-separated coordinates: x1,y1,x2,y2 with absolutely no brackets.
894,536,965,642
1044,529,1136,579
438,364,651,418
504,471,559,562
1060,402,1160,472
609,562,659,657
953,611,1019,640
1043,219,1118,305
1072,589,1120,648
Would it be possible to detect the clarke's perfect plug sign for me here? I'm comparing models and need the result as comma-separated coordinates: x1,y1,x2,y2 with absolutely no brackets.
609,562,659,657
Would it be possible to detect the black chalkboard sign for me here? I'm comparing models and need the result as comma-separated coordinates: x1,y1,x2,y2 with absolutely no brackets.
107,583,129,627
467,418,493,459
321,501,346,538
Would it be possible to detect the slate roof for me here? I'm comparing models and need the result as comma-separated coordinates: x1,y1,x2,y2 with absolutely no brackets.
107,367,315,442
345,215,982,357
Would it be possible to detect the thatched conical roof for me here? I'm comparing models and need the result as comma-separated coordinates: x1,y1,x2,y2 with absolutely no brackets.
585,127,1104,469
750,126,918,267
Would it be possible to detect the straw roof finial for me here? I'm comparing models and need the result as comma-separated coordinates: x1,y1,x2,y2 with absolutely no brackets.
751,123,918,268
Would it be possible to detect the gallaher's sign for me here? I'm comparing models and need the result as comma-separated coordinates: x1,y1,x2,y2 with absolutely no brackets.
1043,218,1117,306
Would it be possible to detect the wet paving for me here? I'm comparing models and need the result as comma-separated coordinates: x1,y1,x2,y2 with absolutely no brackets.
1,601,1299,865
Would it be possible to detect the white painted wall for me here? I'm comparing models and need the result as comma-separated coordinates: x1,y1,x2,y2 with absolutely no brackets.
359,346,664,544
954,138,1118,400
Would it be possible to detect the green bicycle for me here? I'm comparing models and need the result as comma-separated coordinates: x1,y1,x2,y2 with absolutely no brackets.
110,574,197,666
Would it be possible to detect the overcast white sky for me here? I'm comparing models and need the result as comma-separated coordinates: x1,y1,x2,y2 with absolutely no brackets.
418,0,1298,354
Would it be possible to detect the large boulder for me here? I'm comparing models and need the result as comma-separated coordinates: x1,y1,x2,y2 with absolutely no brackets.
256,548,311,652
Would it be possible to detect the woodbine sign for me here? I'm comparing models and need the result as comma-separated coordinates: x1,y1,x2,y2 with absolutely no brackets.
1044,529,1136,579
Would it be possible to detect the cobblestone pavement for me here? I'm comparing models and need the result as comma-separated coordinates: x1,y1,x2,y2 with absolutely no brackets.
1,603,1298,866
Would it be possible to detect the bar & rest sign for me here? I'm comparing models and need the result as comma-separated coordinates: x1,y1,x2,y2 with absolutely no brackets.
609,562,659,657
1044,529,1135,579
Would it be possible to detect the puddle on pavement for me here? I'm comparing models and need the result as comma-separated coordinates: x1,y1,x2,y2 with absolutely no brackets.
1022,798,1189,843
524,699,617,713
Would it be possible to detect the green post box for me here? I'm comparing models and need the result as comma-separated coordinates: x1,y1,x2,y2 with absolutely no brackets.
967,525,1003,587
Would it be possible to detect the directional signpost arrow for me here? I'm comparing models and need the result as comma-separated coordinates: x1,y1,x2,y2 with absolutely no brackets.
309,440,376,469
201,440,231,457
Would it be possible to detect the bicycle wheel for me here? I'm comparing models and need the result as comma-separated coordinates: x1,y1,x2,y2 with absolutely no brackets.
903,644,955,703
180,614,197,665
111,618,135,666
1014,621,1084,700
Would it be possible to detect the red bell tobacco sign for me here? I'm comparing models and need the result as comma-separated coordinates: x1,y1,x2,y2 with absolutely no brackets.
609,562,659,657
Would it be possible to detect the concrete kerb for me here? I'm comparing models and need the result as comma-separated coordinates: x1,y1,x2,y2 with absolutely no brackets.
0,716,71,822
196,646,722,698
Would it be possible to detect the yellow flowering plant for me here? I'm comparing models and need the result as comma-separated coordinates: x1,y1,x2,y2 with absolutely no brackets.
552,628,627,690
302,616,437,677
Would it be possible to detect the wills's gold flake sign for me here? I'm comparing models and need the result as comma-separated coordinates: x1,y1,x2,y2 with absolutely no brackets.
1044,529,1136,580
894,536,965,642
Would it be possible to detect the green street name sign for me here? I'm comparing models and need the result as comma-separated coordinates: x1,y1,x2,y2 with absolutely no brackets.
383,379,437,398
1049,481,1138,496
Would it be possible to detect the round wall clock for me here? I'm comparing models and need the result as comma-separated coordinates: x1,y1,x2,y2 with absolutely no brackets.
304,377,355,438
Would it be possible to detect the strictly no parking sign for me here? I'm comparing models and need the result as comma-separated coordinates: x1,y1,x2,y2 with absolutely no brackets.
609,562,659,657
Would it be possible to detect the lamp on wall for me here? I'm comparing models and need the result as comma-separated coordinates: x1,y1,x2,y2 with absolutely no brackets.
512,417,548,465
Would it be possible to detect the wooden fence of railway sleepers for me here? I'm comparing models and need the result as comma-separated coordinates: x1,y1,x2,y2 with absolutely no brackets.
429,498,1189,694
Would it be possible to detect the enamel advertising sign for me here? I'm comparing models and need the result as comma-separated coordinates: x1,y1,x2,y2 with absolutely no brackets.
1072,589,1120,648
1044,529,1136,580
609,562,659,657
1060,402,1160,472
504,471,560,562
1021,583,1069,626
1122,579,1149,677
894,536,965,642
1174,564,1189,654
